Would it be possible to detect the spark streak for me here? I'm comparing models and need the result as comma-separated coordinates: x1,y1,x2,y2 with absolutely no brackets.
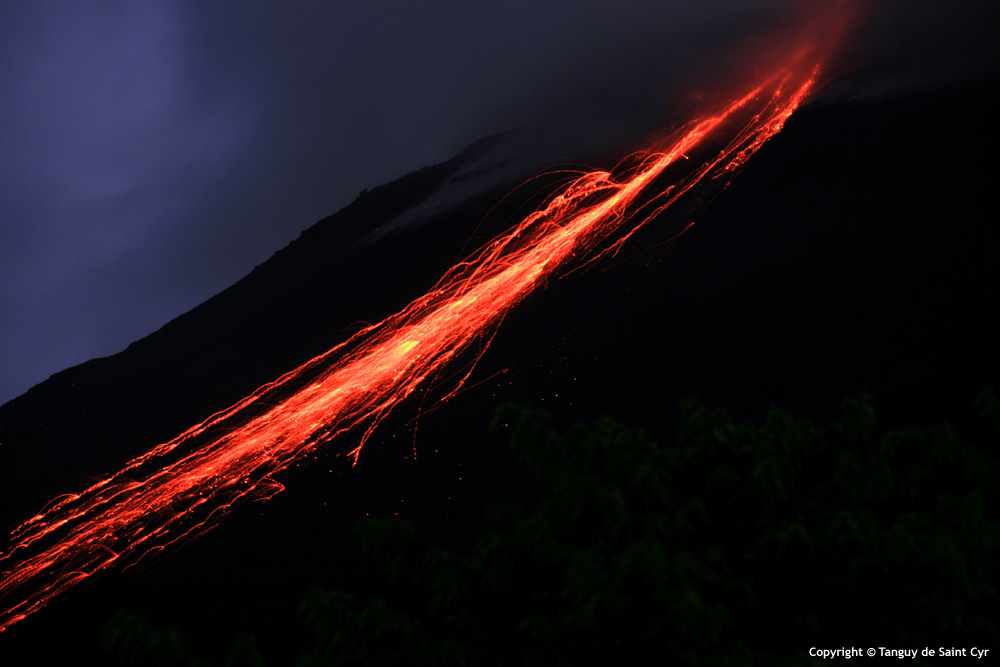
0,13,849,632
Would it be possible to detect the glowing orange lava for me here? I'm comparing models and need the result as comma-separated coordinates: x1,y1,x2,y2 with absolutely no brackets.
0,12,850,632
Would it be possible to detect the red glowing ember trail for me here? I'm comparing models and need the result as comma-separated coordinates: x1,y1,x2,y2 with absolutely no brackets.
0,12,850,632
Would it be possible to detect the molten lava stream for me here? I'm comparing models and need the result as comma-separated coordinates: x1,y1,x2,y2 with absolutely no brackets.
0,32,841,632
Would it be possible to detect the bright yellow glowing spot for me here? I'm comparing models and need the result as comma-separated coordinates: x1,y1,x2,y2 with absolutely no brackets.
397,340,419,355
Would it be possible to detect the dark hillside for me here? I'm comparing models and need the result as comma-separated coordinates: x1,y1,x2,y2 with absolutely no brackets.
1,82,998,663
0,134,515,529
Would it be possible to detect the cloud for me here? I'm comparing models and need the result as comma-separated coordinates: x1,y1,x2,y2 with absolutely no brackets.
1,0,995,404
0,2,259,401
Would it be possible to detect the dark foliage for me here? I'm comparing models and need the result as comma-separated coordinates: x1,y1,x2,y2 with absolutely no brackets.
103,390,999,666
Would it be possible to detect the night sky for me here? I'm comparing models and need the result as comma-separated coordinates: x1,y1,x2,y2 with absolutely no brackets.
1,0,996,406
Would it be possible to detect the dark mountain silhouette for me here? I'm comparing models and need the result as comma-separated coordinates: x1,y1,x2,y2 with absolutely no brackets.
0,132,524,528
1,82,998,662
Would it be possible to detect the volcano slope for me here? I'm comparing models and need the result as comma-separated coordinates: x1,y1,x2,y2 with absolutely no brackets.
0,81,998,662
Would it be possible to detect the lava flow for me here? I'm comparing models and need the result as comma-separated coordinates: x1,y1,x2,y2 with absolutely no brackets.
1,12,850,633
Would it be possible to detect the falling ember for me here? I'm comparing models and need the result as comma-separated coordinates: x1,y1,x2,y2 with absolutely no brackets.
0,10,852,632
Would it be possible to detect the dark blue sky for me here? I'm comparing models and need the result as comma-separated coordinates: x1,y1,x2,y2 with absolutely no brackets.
1,0,995,405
